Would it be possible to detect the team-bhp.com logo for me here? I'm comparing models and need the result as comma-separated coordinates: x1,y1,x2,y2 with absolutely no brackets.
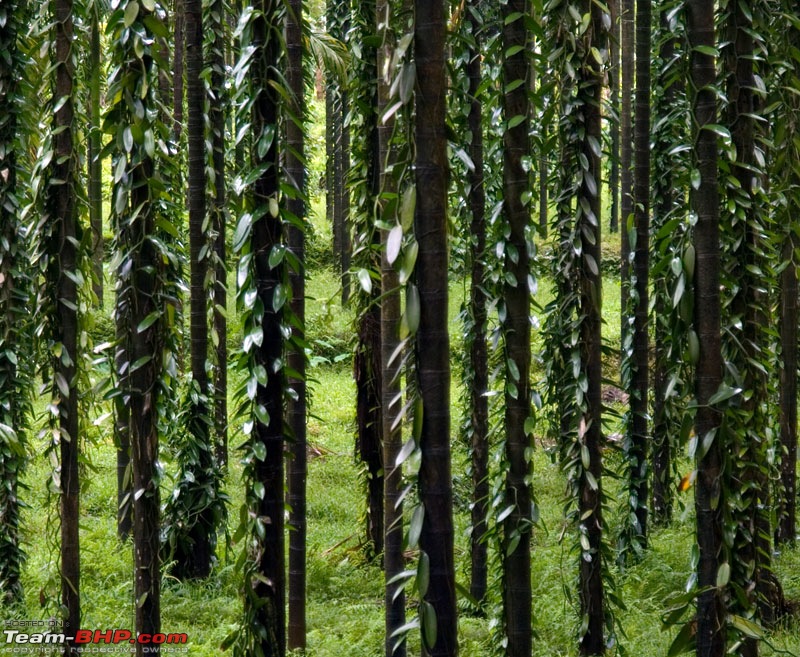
4,629,188,647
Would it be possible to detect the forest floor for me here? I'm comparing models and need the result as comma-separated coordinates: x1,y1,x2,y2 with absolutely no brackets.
4,260,800,657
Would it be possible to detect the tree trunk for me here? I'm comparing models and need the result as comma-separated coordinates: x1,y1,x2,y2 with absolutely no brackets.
501,3,533,655
376,0,406,651
176,0,214,581
415,2,457,655
52,0,81,649
249,2,285,654
608,0,619,234
627,0,651,551
465,0,489,608
173,0,184,140
687,0,725,653
777,235,797,544
619,0,633,341
650,9,680,526
0,0,25,604
89,4,103,306
578,1,607,653
286,0,307,649
209,0,228,467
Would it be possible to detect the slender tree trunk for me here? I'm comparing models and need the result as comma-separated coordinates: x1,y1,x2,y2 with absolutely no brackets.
115,310,132,541
466,0,489,607
578,0,607,653
650,12,675,526
415,2,457,655
355,306,383,556
376,1,406,651
173,0,184,140
628,0,651,549
250,2,285,654
687,0,725,653
777,235,797,544
286,0,307,649
609,0,620,234
501,3,532,655
209,0,228,467
52,0,80,649
0,0,25,604
177,0,214,582
619,0,633,338
89,4,103,306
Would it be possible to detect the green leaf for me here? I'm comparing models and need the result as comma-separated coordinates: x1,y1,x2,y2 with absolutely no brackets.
357,268,372,294
408,504,424,549
693,44,718,57
137,311,160,333
708,384,740,406
400,185,416,231
233,213,252,253
405,284,420,334
690,169,701,190
253,442,267,461
272,283,287,312
395,437,416,467
667,619,695,656
387,225,403,266
124,1,139,28
416,552,430,598
729,615,764,639
716,562,730,587
420,600,437,649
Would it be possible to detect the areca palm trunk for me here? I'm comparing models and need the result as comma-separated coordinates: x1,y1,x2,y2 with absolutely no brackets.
249,1,286,653
501,3,533,654
415,1,457,655
209,0,228,467
577,0,607,653
466,0,489,607
89,3,103,306
180,0,214,581
687,0,725,653
51,0,81,649
0,0,25,605
285,0,307,649
777,235,797,544
376,0,405,651
628,0,651,549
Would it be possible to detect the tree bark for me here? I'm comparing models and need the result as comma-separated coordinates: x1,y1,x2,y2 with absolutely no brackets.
777,235,797,544
286,0,307,648
466,0,489,607
608,0,619,234
578,0,606,653
173,0,184,140
209,0,228,467
501,3,533,655
178,0,214,581
89,4,103,306
650,9,680,526
250,2,285,654
628,0,651,549
0,0,25,605
376,0,406,651
687,0,725,653
415,2,457,655
52,0,81,649
619,0,633,339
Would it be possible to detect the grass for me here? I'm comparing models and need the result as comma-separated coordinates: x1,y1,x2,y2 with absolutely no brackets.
5,99,799,656
6,259,800,656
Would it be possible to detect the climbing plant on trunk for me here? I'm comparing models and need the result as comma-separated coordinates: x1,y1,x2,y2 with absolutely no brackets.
500,2,534,654
105,2,178,650
414,1,457,655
